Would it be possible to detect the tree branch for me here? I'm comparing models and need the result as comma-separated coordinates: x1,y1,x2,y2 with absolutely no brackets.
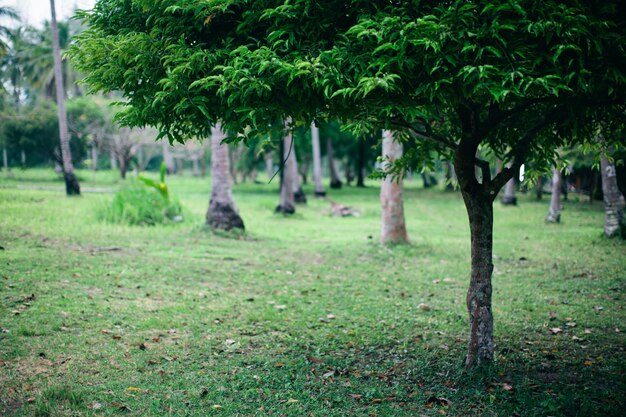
489,107,562,196
389,118,458,151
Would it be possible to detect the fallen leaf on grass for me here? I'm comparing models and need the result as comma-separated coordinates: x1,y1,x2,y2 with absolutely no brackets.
548,311,557,321
126,387,142,392
502,383,514,392
274,305,287,310
349,394,362,400
87,402,102,409
418,303,431,311
566,322,577,327
306,355,323,364
275,362,285,368
584,360,593,366
212,404,222,409
322,370,335,379
285,398,299,404
549,327,562,335
139,343,147,350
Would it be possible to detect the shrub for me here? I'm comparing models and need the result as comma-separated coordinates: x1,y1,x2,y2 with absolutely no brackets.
98,181,183,226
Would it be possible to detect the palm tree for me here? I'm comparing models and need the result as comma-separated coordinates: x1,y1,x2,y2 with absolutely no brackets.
50,0,79,195
380,130,408,244
0,6,19,58
206,125,244,230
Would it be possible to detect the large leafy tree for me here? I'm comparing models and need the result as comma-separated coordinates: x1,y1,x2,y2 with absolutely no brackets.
71,0,625,368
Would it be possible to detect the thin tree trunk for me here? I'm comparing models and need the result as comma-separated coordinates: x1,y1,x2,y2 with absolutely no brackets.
2,147,8,172
444,160,456,191
265,150,274,180
276,121,296,214
228,143,238,184
327,138,342,189
118,157,127,179
535,175,544,200
356,139,366,187
50,0,79,195
380,130,408,244
291,145,307,204
192,157,200,177
163,141,175,174
91,143,98,171
20,150,26,167
453,146,495,368
463,192,495,368
600,154,625,238
206,125,244,230
546,168,562,222
501,163,517,205
311,123,326,196
110,149,117,169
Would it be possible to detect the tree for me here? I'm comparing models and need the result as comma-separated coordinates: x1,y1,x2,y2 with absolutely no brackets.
70,0,626,368
275,121,297,214
206,125,245,230
311,122,326,196
546,168,563,223
600,150,625,237
50,0,79,195
0,6,19,58
380,130,409,244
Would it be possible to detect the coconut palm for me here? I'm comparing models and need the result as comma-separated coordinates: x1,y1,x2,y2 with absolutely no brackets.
0,7,19,58
50,0,79,195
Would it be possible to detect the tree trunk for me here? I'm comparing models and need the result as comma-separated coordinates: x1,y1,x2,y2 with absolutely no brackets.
444,160,456,191
118,157,128,179
192,157,200,177
91,143,98,171
228,143,238,185
291,145,307,204
276,121,296,214
20,150,26,167
501,172,517,205
265,150,274,180
356,139,366,187
206,125,244,230
380,130,409,244
535,175,544,200
50,0,79,195
546,168,562,222
163,141,175,174
327,138,342,189
452,150,494,367
311,123,326,196
110,149,117,169
600,154,625,238
2,147,8,172
463,191,495,368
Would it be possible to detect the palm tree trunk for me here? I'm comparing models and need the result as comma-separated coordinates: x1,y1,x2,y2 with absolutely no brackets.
291,144,307,204
600,154,625,238
380,130,409,244
327,138,342,189
501,163,517,205
546,168,562,223
91,143,98,171
276,121,296,214
2,147,8,172
311,123,326,196
206,125,244,230
50,0,79,195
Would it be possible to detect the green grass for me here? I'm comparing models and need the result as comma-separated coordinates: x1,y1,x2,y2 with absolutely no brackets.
1,168,624,416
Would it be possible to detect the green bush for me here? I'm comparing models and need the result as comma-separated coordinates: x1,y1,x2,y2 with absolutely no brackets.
98,182,183,226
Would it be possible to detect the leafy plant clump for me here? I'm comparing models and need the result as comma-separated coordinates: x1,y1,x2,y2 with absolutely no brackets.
98,166,183,226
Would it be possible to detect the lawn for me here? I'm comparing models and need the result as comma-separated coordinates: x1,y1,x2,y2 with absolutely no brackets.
0,169,624,416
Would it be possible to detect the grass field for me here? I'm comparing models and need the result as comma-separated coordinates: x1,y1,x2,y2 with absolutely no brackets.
1,168,624,416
